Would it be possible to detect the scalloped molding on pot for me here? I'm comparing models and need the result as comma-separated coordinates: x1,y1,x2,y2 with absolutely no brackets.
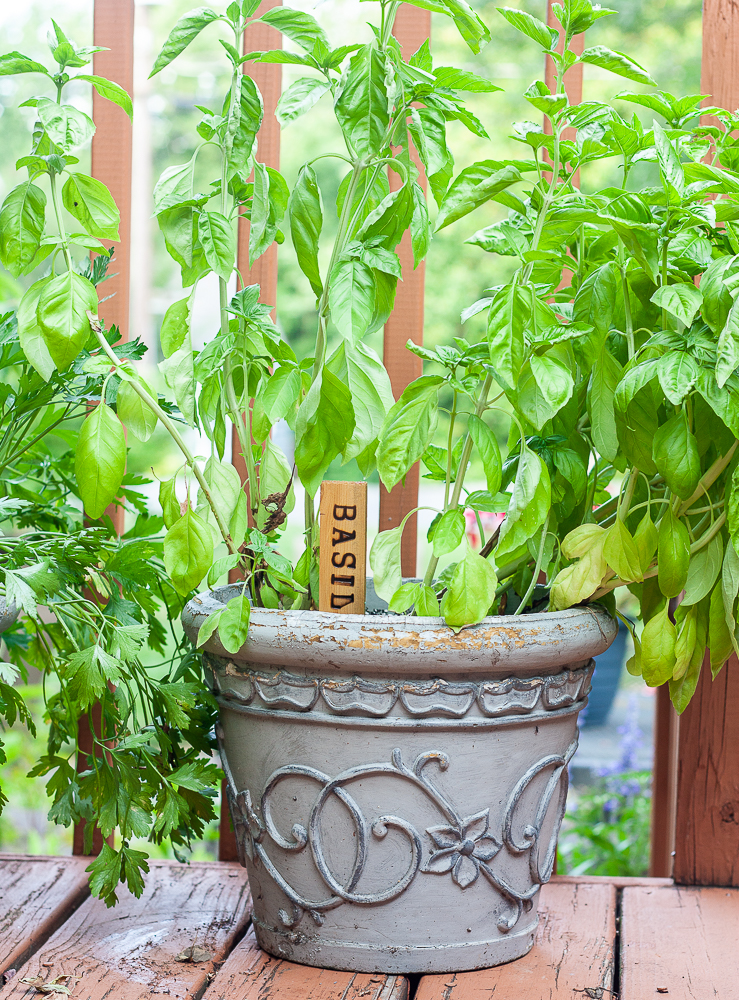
206,653,594,722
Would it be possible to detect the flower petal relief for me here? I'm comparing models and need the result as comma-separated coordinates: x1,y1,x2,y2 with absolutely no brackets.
422,808,502,889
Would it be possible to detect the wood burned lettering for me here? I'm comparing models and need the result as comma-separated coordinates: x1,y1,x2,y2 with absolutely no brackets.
318,482,367,614
331,506,357,609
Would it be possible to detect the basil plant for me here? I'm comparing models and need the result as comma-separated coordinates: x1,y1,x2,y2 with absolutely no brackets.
373,0,739,712
64,0,496,650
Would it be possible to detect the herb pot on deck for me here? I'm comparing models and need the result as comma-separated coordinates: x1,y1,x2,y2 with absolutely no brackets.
183,587,616,974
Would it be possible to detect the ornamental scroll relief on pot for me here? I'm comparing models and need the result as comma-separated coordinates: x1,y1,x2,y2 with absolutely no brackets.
220,736,577,937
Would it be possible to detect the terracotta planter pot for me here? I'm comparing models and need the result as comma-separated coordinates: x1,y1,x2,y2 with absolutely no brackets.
183,586,616,974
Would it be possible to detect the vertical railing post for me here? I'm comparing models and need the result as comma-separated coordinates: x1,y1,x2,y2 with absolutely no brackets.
220,2,283,862
73,0,134,858
671,0,739,888
650,685,679,876
378,5,431,578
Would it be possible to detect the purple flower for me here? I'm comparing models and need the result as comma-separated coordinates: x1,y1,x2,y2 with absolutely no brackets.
422,809,501,889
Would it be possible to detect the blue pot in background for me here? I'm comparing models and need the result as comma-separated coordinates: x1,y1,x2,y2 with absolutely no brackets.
581,621,628,727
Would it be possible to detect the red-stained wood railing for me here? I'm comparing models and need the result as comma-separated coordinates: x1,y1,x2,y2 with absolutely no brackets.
73,0,134,858
377,6,431,578
670,0,739,888
220,1,283,863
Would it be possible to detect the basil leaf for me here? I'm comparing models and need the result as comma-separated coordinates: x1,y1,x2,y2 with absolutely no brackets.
467,414,502,496
326,341,394,472
579,46,656,87
37,98,95,150
198,210,235,282
289,164,323,297
116,379,158,443
76,74,133,119
603,517,643,583
0,51,51,76
640,604,676,686
0,181,46,277
250,163,288,265
633,513,658,575
150,7,221,77
651,281,702,328
75,403,127,519
328,258,375,344
436,162,521,231
377,376,442,492
487,284,528,389
430,508,466,557
218,591,251,654
389,582,421,613
203,456,242,528
589,344,622,462
37,270,97,371
17,276,55,380
276,77,330,126
370,525,403,603
709,578,734,676
294,368,355,496
657,508,690,598
652,410,700,501
683,534,723,607
258,7,329,54
657,351,698,404
495,7,558,50
440,545,497,631
652,119,685,197
496,445,550,561
716,297,739,388
163,508,214,596
159,477,181,529
62,173,120,240
334,44,389,158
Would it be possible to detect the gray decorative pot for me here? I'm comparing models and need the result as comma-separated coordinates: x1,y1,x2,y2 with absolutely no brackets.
183,586,616,974
0,599,18,634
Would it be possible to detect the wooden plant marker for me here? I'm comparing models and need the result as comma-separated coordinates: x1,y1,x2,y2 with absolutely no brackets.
318,482,367,614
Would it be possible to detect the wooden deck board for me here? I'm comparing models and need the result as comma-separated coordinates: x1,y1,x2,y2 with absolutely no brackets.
414,881,616,999
621,885,739,999
0,855,90,975
202,928,408,1000
0,860,251,1000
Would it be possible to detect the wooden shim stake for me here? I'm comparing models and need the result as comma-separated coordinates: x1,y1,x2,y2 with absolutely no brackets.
319,483,367,614
378,5,430,578
74,0,135,858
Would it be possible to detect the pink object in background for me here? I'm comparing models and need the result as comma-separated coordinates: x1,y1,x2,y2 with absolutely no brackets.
465,508,505,549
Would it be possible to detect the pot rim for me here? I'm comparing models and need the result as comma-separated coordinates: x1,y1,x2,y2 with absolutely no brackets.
183,585,617,678
0,599,18,635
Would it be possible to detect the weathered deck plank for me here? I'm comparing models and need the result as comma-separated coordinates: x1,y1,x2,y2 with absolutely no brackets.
414,881,616,999
0,855,90,975
621,885,739,999
202,928,408,1000
0,860,251,1000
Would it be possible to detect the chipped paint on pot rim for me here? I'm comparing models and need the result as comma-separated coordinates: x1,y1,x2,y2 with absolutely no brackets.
182,583,617,679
